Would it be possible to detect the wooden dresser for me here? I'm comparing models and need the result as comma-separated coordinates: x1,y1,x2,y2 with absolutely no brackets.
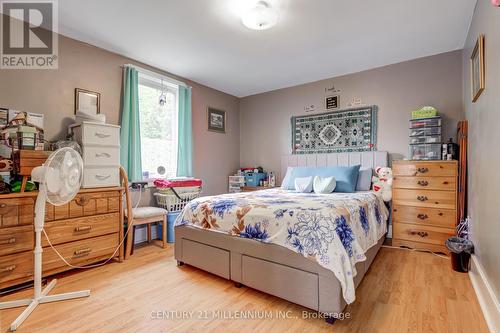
392,160,457,254
0,187,124,290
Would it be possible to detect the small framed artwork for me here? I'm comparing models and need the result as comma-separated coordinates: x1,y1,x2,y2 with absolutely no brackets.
325,95,340,110
75,88,101,115
470,34,485,103
207,107,226,133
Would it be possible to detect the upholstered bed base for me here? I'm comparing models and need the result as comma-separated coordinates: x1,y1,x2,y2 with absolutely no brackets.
174,225,385,316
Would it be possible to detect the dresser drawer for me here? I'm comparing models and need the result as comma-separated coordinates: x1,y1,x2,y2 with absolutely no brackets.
75,123,120,147
393,223,454,246
0,251,33,285
393,205,456,228
393,189,456,210
83,146,120,166
43,234,118,274
0,197,34,228
0,225,33,256
82,167,120,188
393,161,457,177
393,176,456,191
42,213,119,247
46,191,121,221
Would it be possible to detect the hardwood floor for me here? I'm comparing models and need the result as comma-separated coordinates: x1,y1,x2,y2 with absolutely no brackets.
0,244,488,333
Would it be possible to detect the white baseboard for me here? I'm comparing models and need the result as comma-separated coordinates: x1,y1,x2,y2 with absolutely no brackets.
469,255,500,333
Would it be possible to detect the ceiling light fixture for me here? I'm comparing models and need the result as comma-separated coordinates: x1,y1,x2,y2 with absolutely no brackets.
241,1,279,31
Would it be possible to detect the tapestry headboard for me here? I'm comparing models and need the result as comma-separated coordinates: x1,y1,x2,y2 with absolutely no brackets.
280,151,388,183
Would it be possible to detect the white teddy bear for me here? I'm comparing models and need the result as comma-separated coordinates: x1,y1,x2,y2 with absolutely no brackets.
372,166,393,202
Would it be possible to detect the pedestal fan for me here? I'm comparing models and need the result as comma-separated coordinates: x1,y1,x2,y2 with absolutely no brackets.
0,147,90,331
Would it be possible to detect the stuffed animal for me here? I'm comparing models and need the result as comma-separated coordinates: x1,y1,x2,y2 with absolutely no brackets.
372,166,393,202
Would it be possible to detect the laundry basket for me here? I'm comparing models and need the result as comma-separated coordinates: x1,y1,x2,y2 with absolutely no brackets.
154,188,201,212
153,178,202,212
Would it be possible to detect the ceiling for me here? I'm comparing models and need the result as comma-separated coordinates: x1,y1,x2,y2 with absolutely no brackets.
56,0,476,97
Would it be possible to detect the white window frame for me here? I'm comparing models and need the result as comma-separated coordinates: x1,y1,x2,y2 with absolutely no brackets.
137,72,180,181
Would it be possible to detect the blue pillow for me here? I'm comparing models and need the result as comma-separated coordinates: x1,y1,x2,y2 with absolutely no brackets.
282,165,361,193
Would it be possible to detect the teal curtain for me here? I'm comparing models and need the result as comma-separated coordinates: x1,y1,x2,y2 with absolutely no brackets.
177,86,193,177
120,66,142,181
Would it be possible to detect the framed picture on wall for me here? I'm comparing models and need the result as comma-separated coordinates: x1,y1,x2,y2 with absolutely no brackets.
75,88,101,115
207,107,226,133
325,95,340,110
470,34,485,103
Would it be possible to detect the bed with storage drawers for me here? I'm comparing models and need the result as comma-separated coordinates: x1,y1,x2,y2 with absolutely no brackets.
174,151,390,321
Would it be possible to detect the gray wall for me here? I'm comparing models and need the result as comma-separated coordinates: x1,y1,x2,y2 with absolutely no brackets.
462,0,500,301
239,51,464,178
0,32,240,196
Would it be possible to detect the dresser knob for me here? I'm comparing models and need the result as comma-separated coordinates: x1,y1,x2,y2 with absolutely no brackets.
410,230,429,238
417,180,429,186
417,196,428,202
75,226,92,232
0,237,16,245
0,265,16,273
417,167,429,174
75,196,90,206
417,214,428,220
74,248,92,257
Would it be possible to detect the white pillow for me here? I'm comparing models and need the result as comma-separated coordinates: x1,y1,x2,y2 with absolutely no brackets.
313,176,336,194
294,176,314,193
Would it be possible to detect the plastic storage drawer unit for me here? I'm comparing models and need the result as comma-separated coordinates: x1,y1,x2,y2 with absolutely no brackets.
409,143,442,160
410,127,442,137
410,135,442,145
409,116,442,129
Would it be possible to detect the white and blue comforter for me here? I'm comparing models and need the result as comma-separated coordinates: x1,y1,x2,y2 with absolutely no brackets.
175,188,388,304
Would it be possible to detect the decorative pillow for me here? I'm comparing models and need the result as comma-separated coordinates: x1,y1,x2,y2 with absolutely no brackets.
313,176,336,194
280,167,293,189
281,165,361,193
356,167,373,191
294,176,314,193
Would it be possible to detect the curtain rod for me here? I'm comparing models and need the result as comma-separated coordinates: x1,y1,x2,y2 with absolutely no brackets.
122,64,190,88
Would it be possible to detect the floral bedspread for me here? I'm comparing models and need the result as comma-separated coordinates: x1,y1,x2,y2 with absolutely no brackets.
175,188,388,304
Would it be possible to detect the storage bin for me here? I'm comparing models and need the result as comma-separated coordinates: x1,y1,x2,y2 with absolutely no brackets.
409,116,442,129
157,211,180,243
410,126,441,137
244,172,267,187
409,135,442,145
409,143,442,160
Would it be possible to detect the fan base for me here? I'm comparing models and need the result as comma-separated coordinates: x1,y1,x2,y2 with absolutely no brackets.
0,279,90,331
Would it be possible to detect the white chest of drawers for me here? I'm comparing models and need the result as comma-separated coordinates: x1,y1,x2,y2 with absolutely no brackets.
70,122,121,188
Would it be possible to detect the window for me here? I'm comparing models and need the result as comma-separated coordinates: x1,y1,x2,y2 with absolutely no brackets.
138,74,178,180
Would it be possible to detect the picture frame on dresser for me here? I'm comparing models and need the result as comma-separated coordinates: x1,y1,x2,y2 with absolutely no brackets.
75,88,101,115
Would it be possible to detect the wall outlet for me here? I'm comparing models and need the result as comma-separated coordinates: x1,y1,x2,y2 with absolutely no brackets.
131,182,148,190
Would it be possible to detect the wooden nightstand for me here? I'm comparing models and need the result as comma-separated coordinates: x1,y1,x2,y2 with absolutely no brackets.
392,160,458,254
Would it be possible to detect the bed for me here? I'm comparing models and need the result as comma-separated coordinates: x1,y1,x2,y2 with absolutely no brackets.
174,151,389,322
